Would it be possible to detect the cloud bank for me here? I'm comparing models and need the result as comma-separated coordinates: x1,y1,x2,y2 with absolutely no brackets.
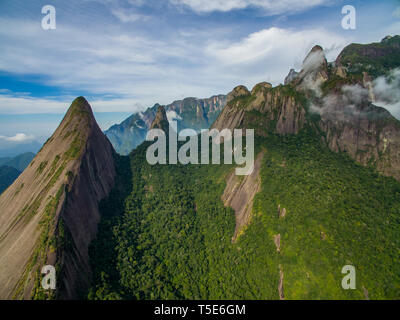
171,0,330,14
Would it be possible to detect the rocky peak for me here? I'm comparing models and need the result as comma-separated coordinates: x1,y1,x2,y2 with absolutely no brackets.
0,97,116,299
227,85,250,103
251,82,272,95
284,69,299,85
212,83,306,136
296,45,329,87
150,105,169,133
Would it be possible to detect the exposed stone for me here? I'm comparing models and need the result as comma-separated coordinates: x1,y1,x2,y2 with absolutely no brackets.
335,65,347,78
278,264,285,300
284,69,299,85
251,82,272,95
274,234,281,253
278,205,286,218
363,286,370,300
222,152,264,242
227,85,250,103
0,97,116,299
212,85,306,136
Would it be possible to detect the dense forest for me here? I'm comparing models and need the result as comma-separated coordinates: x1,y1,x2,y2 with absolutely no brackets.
87,129,400,300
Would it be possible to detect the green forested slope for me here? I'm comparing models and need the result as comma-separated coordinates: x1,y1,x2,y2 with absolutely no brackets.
87,128,400,300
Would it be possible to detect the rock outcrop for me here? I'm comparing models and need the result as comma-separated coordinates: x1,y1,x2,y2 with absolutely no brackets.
278,205,286,218
212,83,306,137
274,234,281,253
150,105,169,132
222,152,264,241
284,69,299,85
278,264,284,300
0,97,116,299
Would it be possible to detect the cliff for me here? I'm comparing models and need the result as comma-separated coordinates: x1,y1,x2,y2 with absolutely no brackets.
0,97,116,299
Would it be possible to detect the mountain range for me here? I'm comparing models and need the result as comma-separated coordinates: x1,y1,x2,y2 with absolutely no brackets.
105,95,227,155
0,152,35,194
0,35,400,300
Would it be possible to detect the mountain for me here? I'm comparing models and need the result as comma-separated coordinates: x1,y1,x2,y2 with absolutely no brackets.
105,95,227,155
0,166,21,194
0,97,117,299
0,153,36,195
150,105,170,132
214,38,400,181
86,36,400,300
0,157,11,165
0,141,42,158
2,36,400,301
0,152,35,171
335,35,400,78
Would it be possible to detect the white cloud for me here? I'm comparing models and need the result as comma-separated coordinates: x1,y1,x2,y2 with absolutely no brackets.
373,68,400,119
171,0,329,14
206,27,346,86
0,94,68,114
0,133,35,143
0,16,350,114
111,9,150,22
307,69,400,122
0,17,227,107
166,110,182,123
0,92,146,114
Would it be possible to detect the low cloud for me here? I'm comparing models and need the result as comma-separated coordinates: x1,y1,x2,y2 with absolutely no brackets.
308,69,400,122
297,49,328,97
310,84,370,122
373,68,400,119
206,27,346,87
0,133,35,143
302,49,325,74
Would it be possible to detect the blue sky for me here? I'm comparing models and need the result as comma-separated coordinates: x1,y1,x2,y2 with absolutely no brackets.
0,0,399,152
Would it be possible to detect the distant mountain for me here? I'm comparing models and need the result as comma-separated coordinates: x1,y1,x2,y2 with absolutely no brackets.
105,95,227,155
0,141,42,158
0,97,117,299
0,166,21,194
0,152,35,171
0,157,11,165
0,152,35,193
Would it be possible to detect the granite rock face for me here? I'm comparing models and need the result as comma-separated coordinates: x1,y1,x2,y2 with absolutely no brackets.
0,97,116,299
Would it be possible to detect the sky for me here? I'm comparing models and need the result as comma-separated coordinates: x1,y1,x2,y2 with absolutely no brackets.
0,0,399,153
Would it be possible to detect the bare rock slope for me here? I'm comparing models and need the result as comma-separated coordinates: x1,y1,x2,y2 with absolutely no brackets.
0,97,116,299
